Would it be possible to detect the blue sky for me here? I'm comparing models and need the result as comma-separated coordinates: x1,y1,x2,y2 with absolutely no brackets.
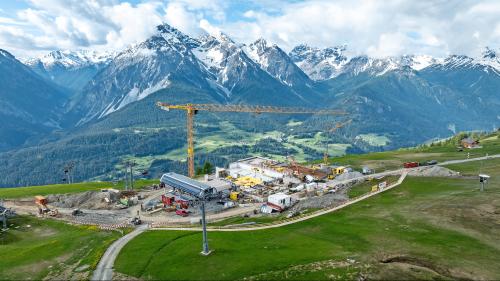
0,0,499,58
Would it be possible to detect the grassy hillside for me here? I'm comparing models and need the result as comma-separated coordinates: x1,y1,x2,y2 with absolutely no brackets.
114,157,500,280
0,179,158,199
0,216,121,280
325,131,500,171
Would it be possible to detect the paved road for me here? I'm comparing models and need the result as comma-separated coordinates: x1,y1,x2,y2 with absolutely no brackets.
91,224,148,281
439,154,500,166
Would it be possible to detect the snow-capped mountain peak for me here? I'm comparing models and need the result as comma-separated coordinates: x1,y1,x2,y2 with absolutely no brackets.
479,47,500,70
0,49,14,59
289,44,349,80
155,23,200,49
24,50,115,69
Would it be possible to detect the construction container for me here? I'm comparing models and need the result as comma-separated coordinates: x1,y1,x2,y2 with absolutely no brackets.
335,166,346,174
403,162,419,168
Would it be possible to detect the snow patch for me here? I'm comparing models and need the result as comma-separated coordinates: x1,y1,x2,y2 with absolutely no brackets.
101,77,171,117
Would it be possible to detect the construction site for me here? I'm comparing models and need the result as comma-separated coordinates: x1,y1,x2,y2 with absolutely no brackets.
3,154,409,229
1,103,458,228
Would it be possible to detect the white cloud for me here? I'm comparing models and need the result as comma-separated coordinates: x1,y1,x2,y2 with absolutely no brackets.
0,0,499,59
222,0,500,57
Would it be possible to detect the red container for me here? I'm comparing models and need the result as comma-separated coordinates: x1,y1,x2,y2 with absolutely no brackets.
403,162,419,168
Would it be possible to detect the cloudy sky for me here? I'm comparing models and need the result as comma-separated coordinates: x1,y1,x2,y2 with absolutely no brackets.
1,0,499,58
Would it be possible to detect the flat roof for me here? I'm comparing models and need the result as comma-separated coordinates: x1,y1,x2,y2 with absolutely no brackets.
234,156,279,166
268,193,291,200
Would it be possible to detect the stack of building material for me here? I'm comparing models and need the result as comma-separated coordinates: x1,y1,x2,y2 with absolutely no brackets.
234,176,263,187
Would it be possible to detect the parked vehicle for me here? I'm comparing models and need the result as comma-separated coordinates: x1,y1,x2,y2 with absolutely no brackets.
403,162,419,168
427,160,438,165
130,217,142,225
175,209,189,217
72,209,83,216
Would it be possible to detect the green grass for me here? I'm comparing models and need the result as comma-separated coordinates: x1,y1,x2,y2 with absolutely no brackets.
0,216,121,280
325,131,500,171
115,158,500,280
355,133,391,146
348,175,399,198
0,179,158,199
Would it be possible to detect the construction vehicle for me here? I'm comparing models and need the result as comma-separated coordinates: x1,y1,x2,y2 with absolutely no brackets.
175,209,189,217
230,191,241,201
130,217,142,225
34,196,59,217
156,102,346,177
324,119,352,164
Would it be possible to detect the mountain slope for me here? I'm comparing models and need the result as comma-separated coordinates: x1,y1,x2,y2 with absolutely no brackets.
193,33,312,106
0,49,66,151
67,24,222,126
24,50,113,93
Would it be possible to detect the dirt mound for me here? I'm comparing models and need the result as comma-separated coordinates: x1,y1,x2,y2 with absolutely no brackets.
46,191,112,210
290,192,348,212
334,171,364,181
407,166,460,177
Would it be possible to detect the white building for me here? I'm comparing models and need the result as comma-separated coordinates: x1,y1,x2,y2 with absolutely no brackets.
228,156,284,184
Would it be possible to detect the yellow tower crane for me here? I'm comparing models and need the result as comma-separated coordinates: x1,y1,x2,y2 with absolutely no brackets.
323,119,352,164
156,102,346,177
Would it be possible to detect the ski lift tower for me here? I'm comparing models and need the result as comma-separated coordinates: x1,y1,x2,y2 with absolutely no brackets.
160,172,215,255
479,174,490,192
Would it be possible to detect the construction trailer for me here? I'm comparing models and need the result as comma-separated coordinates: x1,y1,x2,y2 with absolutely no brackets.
334,166,347,174
362,166,373,175
266,193,292,212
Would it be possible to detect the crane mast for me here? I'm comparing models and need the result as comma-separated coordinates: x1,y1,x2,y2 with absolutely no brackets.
157,102,346,178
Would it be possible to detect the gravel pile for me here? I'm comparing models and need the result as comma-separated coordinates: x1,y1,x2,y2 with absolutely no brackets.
334,171,364,181
407,166,460,177
47,191,112,209
290,191,348,212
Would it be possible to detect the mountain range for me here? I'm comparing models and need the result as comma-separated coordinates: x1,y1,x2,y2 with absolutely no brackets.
0,23,499,187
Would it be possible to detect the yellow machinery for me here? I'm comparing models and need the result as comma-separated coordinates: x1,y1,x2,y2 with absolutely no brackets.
371,185,379,192
157,102,346,177
234,176,262,187
334,166,346,174
230,191,240,201
323,119,352,164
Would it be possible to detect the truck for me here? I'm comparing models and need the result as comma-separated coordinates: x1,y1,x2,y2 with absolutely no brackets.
403,162,419,168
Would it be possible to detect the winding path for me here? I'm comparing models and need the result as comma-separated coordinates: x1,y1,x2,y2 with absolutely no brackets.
91,225,148,281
